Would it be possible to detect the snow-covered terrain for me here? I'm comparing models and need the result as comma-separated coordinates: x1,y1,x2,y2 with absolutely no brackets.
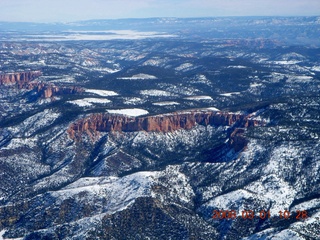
0,17,319,239
55,171,158,214
68,98,111,107
140,89,174,97
106,108,149,116
184,95,213,100
219,92,241,97
118,73,157,80
85,89,118,96
152,101,180,106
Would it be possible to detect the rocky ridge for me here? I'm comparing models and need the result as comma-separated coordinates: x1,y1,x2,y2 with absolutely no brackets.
0,71,41,86
67,110,263,150
0,71,83,98
35,83,84,98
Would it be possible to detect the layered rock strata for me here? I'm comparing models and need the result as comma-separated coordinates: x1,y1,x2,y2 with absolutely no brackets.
0,71,83,98
67,110,261,141
36,83,84,98
0,71,41,87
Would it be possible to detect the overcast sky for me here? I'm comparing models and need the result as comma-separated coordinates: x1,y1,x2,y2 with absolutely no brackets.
1,0,319,22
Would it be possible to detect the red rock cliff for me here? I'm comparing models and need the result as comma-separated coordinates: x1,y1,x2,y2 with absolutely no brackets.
0,71,83,98
0,71,41,87
36,83,84,98
67,110,261,140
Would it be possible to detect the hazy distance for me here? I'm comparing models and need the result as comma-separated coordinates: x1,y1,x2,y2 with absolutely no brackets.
0,0,319,22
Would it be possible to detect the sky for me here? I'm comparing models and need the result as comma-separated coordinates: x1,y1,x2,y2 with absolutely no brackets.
0,0,319,22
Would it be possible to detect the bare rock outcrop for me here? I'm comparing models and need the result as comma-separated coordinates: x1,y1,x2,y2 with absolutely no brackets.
0,71,42,87
36,83,84,98
0,71,83,98
67,110,262,143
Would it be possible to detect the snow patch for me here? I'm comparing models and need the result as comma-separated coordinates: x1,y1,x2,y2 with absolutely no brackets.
68,98,111,107
204,189,258,213
0,229,23,240
140,89,174,97
152,101,180,106
207,107,220,111
227,65,247,69
311,66,320,72
55,171,157,214
85,89,118,96
106,108,149,117
184,95,213,100
175,63,193,71
7,109,60,137
118,73,157,80
123,97,145,105
219,92,241,97
250,83,263,88
245,175,296,216
273,60,301,65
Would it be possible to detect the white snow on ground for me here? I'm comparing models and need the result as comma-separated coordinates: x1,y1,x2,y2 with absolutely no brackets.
267,229,304,240
204,141,299,218
245,174,296,216
293,210,320,227
311,66,320,72
142,58,167,66
90,67,120,73
184,95,213,100
250,82,263,88
153,165,195,205
227,65,247,68
204,189,257,213
265,72,287,83
244,144,300,216
207,107,220,111
156,83,199,96
219,92,241,97
273,60,301,65
68,98,111,107
152,101,180,106
68,99,92,107
42,76,76,83
140,89,173,97
2,137,38,150
106,108,149,117
55,172,157,214
291,199,320,212
244,228,302,240
123,97,145,105
18,30,177,41
118,73,157,80
0,229,23,240
7,109,60,137
175,63,193,71
286,75,313,83
191,74,212,86
85,89,118,96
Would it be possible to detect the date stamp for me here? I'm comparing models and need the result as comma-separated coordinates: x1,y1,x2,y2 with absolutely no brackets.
212,210,308,220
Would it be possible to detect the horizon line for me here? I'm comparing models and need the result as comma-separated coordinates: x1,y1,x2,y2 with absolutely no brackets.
0,15,319,24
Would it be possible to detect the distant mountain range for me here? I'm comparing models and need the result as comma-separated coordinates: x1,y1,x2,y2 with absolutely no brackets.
0,16,319,45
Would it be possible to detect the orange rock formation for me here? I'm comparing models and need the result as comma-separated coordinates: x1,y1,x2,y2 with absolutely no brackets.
0,71,83,98
67,110,261,141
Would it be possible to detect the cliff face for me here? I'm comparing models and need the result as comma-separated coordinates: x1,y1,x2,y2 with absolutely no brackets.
0,71,41,87
0,71,83,98
36,83,84,98
67,110,261,141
